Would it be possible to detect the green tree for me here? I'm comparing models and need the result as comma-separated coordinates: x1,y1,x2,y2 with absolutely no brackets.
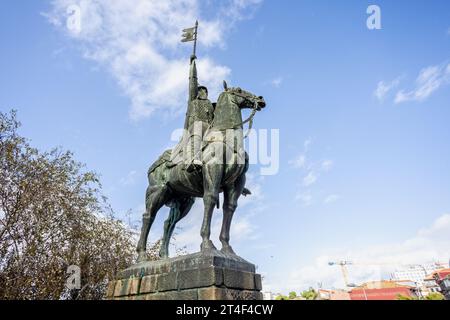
0,110,158,299
301,288,318,300
288,291,297,300
425,292,445,300
396,294,415,300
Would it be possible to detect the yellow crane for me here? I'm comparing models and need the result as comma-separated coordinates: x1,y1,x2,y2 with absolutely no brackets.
328,260,448,288
328,261,355,287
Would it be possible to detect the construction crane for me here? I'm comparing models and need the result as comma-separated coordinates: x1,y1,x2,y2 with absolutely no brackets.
328,260,414,287
328,260,449,288
328,261,355,287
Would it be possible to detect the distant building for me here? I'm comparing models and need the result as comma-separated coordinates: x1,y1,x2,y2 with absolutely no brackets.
390,262,449,298
262,291,274,300
422,274,442,297
318,289,350,300
349,281,416,300
430,269,450,300
391,263,446,286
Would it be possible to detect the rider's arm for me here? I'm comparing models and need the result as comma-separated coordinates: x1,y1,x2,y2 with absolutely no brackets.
189,54,198,102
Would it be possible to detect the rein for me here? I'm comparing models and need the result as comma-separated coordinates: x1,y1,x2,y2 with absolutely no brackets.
210,93,259,139
239,101,258,139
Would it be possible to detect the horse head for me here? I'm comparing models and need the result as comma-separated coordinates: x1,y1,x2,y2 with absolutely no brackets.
222,80,266,111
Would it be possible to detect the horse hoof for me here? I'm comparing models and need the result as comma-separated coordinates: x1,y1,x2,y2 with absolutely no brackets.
201,240,217,252
221,245,236,256
159,250,169,260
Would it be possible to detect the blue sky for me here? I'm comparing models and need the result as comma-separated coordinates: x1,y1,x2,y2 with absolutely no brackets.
1,0,450,293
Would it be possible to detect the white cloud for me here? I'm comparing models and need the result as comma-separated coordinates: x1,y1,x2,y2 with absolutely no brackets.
290,140,336,206
303,138,312,152
374,78,400,102
418,214,450,238
302,171,317,187
268,77,283,88
395,62,450,104
289,154,306,169
289,139,314,169
324,194,340,204
321,160,334,172
120,170,137,186
45,0,262,120
277,213,450,292
295,192,312,207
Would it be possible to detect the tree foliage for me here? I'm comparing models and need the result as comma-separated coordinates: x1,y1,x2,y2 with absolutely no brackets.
0,110,155,299
396,292,446,301
425,292,445,300
396,294,417,300
301,288,318,300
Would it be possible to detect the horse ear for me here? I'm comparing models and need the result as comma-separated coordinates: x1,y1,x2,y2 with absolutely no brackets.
223,80,228,91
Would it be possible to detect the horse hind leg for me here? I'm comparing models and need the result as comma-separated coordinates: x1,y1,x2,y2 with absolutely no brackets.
136,185,170,262
159,197,195,259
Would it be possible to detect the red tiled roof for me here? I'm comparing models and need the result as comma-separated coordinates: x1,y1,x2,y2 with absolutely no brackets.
350,287,413,300
433,269,450,281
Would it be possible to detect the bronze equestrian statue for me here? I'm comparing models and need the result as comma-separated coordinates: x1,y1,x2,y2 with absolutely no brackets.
136,24,266,262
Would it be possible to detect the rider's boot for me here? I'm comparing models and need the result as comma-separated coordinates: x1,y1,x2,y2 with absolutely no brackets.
186,134,203,172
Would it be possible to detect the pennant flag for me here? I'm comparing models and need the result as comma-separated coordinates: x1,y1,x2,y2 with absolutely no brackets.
181,26,196,42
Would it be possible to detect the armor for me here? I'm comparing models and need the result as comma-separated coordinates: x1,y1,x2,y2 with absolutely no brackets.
170,57,214,171
184,58,214,129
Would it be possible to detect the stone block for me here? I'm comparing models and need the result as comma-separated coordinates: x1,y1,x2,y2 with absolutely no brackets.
254,274,262,291
145,292,167,300
140,275,158,294
114,279,131,297
223,269,255,290
106,281,116,298
157,272,178,292
198,287,262,300
119,251,256,278
109,250,263,300
129,277,141,295
164,289,198,300
177,267,223,290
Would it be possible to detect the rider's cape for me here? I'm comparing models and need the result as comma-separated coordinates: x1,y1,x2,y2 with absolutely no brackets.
148,150,175,176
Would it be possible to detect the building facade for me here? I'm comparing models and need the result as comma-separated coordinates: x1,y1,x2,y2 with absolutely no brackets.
349,281,416,300
391,263,446,286
431,269,450,300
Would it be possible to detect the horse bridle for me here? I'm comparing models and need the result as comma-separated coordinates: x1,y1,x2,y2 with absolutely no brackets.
211,90,261,138
190,91,260,166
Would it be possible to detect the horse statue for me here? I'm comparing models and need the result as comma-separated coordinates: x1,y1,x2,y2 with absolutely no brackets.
136,81,266,262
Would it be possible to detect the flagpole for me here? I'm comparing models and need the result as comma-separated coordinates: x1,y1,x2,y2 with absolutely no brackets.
193,20,198,57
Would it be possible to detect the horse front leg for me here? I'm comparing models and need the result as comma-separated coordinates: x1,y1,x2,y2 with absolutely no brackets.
220,173,245,256
200,163,223,252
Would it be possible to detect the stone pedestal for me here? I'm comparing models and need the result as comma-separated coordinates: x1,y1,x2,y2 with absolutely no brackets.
106,250,263,300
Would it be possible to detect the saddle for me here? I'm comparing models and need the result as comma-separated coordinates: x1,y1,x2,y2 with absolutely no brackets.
148,147,252,198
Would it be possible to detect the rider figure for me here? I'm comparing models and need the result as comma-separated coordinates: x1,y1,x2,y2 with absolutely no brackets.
183,54,214,172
